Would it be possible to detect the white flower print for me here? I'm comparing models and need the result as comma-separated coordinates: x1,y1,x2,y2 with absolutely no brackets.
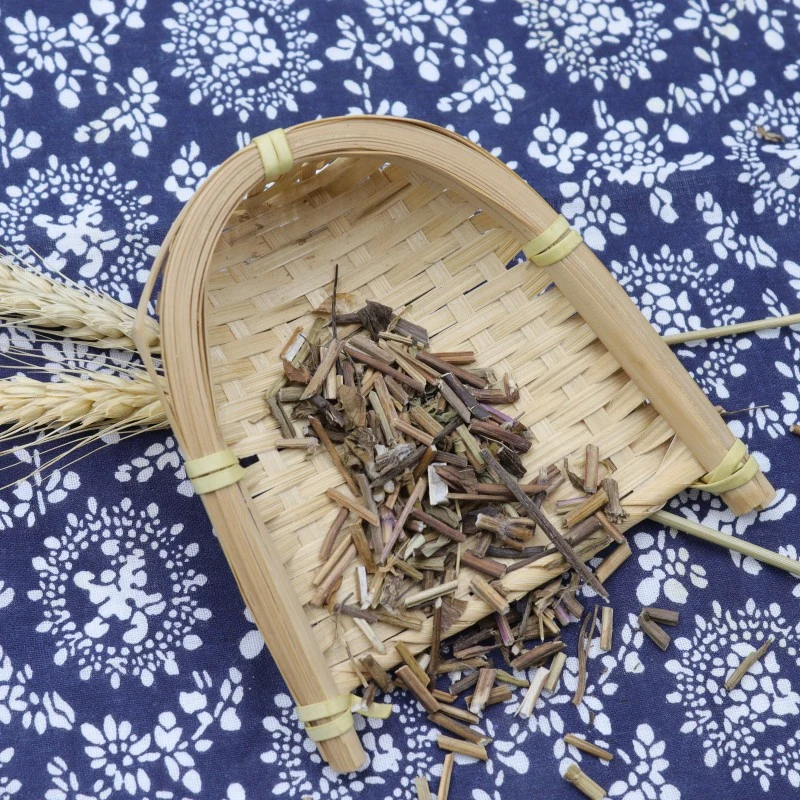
162,0,322,122
114,435,194,497
10,448,80,528
608,724,681,799
634,528,708,605
0,155,159,304
164,142,210,203
0,748,21,800
4,10,119,108
665,599,800,791
238,607,265,660
0,583,12,611
696,191,778,267
723,90,800,225
561,176,627,250
75,67,166,157
261,695,392,798
437,38,525,125
90,0,147,31
528,109,588,174
81,715,157,796
611,244,747,398
514,0,672,90
0,643,76,735
28,497,210,688
45,756,112,800
0,95,40,169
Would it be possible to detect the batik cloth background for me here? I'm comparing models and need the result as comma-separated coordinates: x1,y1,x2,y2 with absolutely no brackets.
0,1,799,798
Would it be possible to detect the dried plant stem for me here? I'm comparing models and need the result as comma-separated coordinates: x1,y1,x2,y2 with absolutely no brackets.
0,252,160,351
725,637,773,691
651,510,800,577
662,312,800,345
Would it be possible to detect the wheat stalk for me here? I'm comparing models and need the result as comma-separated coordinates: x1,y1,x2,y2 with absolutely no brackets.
0,371,166,436
0,251,160,351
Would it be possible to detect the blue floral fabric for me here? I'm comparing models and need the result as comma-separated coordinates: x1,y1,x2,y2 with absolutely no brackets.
1,2,799,799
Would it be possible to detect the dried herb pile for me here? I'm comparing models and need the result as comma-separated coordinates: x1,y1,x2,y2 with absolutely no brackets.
268,288,682,797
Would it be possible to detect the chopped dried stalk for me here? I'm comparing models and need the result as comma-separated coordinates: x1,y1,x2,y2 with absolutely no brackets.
791,423,800,436
313,536,353,587
369,391,395,444
414,776,433,800
375,609,425,630
594,542,631,584
470,575,509,615
395,641,430,685
360,654,394,693
573,606,597,707
437,380,472,423
276,436,319,451
345,343,426,392
394,559,424,582
429,351,474,364
564,763,607,800
309,544,356,607
349,522,377,573
564,734,614,762
417,351,489,388
380,476,426,562
394,417,435,446
396,665,440,713
495,670,530,688
510,639,565,670
403,580,459,609
468,668,497,714
428,712,490,745
438,754,455,800
460,550,507,579
466,685,512,709
437,736,488,762
594,510,625,544
266,394,296,439
639,613,671,651
301,340,344,399
563,489,609,528
600,607,613,652
449,672,480,695
641,607,680,627
725,637,773,691
353,617,386,654
432,689,456,703
428,600,443,682
439,596,468,633
336,604,378,623
356,473,382,556
435,657,489,674
544,652,567,693
320,507,350,561
469,419,531,452
516,666,549,718
601,477,627,523
325,488,379,527
410,509,466,542
583,444,600,493
481,448,608,598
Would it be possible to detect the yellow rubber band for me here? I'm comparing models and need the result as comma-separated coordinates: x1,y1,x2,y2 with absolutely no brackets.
523,215,570,258
523,215,583,267
185,449,245,495
296,694,393,742
690,439,760,494
184,449,238,479
531,229,583,267
253,128,293,182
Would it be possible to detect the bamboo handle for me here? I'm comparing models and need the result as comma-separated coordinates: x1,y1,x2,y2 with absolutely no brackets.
547,245,775,515
142,141,365,773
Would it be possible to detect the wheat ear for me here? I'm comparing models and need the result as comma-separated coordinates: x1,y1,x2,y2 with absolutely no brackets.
0,372,167,435
0,251,160,351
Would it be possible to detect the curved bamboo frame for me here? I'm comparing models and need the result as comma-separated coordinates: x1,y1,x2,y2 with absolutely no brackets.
133,116,775,772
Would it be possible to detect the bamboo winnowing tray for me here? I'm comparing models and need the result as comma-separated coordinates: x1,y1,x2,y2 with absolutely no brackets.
133,117,775,773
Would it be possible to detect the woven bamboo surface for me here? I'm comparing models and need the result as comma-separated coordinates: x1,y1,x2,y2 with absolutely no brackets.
201,155,705,691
